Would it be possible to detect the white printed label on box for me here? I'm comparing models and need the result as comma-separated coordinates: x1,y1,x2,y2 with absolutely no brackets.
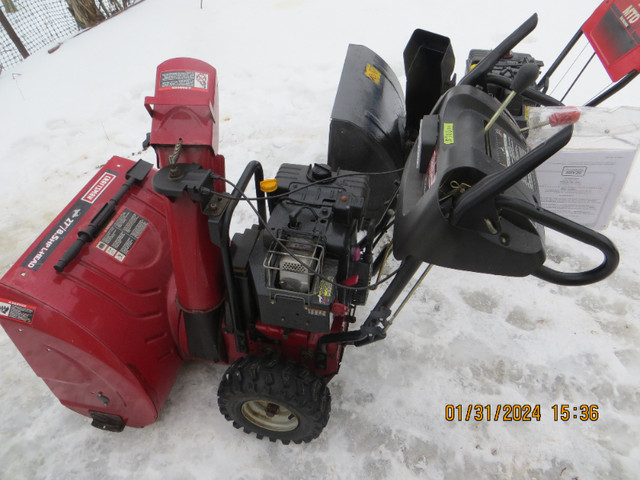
535,149,635,230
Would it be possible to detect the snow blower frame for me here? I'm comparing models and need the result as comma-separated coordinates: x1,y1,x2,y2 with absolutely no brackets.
0,1,637,443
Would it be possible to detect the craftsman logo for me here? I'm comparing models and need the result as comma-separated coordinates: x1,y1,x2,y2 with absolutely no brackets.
82,172,116,204
427,148,437,189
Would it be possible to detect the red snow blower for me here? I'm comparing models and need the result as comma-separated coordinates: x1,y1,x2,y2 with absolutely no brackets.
0,1,637,443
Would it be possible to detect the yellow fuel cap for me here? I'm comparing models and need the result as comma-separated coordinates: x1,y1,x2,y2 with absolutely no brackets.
260,178,278,193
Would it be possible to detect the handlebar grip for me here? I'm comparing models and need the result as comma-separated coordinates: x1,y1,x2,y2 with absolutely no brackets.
53,232,91,272
496,196,619,286
459,14,538,87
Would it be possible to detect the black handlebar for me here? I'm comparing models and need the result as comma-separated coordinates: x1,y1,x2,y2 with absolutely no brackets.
451,126,573,226
448,124,619,285
496,196,619,285
459,13,538,87
216,160,265,353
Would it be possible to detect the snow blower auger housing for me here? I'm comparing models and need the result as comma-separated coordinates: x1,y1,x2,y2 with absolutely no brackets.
0,1,636,443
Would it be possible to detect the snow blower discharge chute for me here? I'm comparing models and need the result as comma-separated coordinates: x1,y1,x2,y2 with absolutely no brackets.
0,1,637,443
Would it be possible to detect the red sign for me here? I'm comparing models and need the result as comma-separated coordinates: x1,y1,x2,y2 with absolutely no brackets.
583,0,640,81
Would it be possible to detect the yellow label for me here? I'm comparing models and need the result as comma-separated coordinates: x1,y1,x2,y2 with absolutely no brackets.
365,64,381,85
313,276,333,298
443,123,454,144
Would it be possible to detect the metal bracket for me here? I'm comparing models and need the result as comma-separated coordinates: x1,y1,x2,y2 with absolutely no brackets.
205,194,231,247
152,163,214,202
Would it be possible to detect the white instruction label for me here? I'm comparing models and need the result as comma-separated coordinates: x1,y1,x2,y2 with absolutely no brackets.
96,208,149,262
535,149,635,230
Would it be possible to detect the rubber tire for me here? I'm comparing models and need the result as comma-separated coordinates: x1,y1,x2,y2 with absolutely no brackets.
217,356,331,444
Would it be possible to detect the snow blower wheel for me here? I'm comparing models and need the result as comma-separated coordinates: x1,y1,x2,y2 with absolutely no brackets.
217,357,331,444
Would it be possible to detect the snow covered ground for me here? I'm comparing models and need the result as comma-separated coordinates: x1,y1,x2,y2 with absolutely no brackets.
1,0,639,478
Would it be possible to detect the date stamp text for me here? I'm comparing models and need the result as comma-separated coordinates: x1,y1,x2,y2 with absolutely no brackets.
444,404,599,422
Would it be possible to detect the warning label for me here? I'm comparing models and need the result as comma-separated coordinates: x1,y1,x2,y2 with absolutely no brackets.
96,208,149,262
490,127,537,192
159,70,209,91
312,276,334,306
0,298,36,323
364,64,381,85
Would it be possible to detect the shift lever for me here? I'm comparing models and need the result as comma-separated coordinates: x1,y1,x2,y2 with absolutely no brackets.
484,62,540,133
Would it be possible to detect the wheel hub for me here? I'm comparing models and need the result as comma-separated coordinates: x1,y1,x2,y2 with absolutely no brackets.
241,400,299,432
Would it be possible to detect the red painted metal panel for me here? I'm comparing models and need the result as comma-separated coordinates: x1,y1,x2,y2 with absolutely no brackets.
144,58,227,315
583,0,640,81
145,57,220,154
0,157,183,427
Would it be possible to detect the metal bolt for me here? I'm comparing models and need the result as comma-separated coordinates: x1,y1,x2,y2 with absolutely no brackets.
265,403,279,418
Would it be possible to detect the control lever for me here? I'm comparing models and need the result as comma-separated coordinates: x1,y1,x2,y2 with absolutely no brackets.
54,160,153,272
484,62,540,133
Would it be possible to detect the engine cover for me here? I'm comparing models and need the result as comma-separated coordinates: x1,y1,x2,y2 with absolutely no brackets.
235,163,371,333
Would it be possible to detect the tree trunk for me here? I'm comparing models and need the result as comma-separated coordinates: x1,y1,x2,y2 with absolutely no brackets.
2,1,18,14
65,0,105,29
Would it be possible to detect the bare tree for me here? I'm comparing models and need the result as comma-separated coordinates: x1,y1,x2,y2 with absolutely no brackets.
2,1,18,14
65,0,105,29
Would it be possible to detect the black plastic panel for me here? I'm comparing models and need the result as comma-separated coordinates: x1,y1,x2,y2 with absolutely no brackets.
328,44,406,226
393,85,545,277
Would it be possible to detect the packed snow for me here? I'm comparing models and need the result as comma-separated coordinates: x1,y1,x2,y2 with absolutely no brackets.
1,0,639,478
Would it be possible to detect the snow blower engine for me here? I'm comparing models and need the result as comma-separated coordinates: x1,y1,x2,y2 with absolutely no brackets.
0,1,636,443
